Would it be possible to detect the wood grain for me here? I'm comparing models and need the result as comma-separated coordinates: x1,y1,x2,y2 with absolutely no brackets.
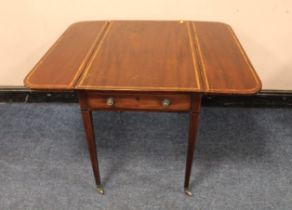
83,92,191,111
191,21,261,94
23,21,262,193
24,20,261,95
24,21,108,90
75,21,202,92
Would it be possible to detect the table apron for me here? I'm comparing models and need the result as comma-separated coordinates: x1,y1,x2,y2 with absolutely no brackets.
78,91,201,113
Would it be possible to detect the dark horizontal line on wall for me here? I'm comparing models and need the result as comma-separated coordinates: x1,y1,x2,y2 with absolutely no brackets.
0,89,292,107
0,89,78,103
202,93,292,107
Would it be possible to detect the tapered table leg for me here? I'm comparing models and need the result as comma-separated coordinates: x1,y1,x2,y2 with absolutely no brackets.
184,95,201,196
80,109,104,195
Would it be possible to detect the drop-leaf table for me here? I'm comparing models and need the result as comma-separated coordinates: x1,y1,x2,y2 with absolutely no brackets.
24,20,261,196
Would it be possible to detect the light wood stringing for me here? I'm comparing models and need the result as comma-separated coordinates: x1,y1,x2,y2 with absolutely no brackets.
24,20,261,95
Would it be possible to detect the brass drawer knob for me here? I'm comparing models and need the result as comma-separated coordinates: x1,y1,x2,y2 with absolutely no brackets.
162,98,171,107
106,97,114,106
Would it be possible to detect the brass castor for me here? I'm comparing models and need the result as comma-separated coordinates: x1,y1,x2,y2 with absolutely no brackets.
184,188,193,196
96,185,104,195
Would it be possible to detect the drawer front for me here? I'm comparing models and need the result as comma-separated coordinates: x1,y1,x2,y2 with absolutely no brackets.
85,93,191,111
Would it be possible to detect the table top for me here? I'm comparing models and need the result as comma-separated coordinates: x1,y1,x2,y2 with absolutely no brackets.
24,20,261,94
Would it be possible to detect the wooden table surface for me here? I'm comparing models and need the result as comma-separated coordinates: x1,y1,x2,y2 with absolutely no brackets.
24,20,261,94
23,20,262,196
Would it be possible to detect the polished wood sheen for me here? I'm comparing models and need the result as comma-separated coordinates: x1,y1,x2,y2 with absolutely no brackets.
83,92,191,111
24,20,261,94
23,20,262,196
192,22,261,94
24,21,108,90
76,21,202,92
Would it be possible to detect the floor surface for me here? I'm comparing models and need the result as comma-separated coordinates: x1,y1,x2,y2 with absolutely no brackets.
0,104,291,210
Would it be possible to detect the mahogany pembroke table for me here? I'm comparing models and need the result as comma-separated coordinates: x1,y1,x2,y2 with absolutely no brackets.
24,21,261,196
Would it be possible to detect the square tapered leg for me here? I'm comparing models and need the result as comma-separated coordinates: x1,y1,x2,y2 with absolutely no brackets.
184,95,201,196
80,109,104,195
